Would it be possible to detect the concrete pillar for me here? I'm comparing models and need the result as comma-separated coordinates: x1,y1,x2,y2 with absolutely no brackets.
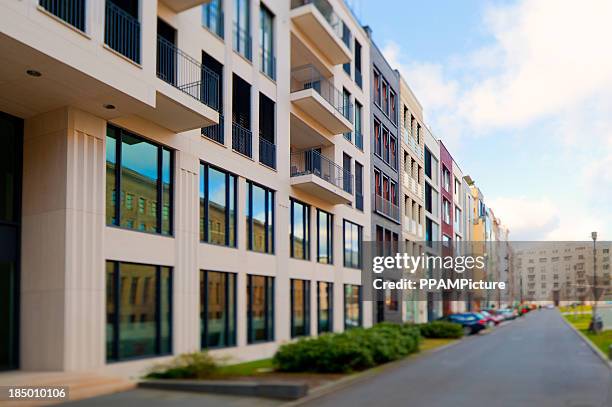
21,107,105,371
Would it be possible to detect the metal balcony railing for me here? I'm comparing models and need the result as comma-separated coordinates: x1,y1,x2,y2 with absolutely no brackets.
290,0,351,50
202,4,224,38
259,136,276,169
290,149,353,194
201,113,224,144
374,194,400,222
105,0,140,64
40,0,86,31
291,65,353,122
260,48,276,80
233,23,252,61
232,122,252,157
157,36,220,111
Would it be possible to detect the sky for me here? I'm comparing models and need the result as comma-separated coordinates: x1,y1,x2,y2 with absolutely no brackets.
348,0,612,241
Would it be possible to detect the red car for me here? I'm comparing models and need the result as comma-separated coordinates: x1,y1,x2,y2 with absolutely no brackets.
478,310,503,327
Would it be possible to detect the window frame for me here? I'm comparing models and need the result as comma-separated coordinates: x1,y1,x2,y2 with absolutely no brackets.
290,198,310,260
247,274,275,344
317,281,333,334
246,180,275,254
200,162,238,247
290,279,311,338
200,270,237,349
316,209,334,264
343,219,363,269
344,284,362,330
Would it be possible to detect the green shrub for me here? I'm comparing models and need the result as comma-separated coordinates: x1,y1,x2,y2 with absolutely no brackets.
146,352,218,379
418,321,464,339
273,323,421,373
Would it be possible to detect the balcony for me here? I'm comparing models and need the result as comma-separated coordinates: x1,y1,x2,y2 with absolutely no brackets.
259,137,276,169
291,65,353,134
374,194,400,222
290,0,351,65
161,0,213,13
39,0,86,32
232,122,252,157
290,150,353,204
202,113,224,144
150,35,219,132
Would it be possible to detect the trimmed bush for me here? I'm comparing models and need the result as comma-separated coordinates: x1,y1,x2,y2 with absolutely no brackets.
273,323,421,373
418,321,464,339
146,352,218,379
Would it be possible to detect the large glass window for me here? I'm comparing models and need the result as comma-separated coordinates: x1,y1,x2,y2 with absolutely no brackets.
317,282,333,333
200,271,236,349
106,125,173,235
246,181,275,253
259,5,274,79
202,0,224,38
233,0,251,59
200,163,237,246
106,261,172,361
291,279,310,338
317,209,333,264
343,220,362,269
290,199,310,260
344,285,361,330
247,275,274,343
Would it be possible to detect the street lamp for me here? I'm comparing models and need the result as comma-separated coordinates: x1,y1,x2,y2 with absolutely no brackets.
590,231,599,333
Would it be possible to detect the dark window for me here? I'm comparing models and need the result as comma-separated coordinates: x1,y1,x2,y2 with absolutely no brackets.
343,153,352,193
246,181,275,254
343,220,362,269
354,40,362,87
201,52,224,143
247,275,274,343
425,183,432,213
106,261,172,361
355,162,363,211
317,282,333,333
199,163,237,247
106,125,173,235
317,209,333,264
232,74,252,157
291,279,310,338
201,270,236,348
344,284,362,329
259,93,276,169
260,5,275,78
290,199,310,260
40,0,86,32
424,147,432,178
355,101,363,149
104,0,141,63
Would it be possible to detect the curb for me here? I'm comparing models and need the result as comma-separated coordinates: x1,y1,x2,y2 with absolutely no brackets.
280,337,466,407
560,314,611,369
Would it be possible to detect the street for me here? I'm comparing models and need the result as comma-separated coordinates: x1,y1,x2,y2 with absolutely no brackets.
300,311,611,407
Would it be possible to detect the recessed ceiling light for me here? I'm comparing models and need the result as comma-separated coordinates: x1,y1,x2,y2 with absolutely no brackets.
103,104,116,110
26,69,42,77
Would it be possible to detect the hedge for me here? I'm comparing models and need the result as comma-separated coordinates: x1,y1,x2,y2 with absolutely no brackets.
418,321,464,339
273,323,421,373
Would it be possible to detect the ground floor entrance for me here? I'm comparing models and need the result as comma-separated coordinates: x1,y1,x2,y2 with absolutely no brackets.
0,111,22,370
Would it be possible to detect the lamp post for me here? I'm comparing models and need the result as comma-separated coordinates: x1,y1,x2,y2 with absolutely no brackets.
590,231,599,333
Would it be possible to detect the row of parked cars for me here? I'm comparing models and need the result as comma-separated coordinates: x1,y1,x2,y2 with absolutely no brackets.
439,305,537,335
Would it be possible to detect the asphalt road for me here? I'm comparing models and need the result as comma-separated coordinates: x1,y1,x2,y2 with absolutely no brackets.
300,310,612,407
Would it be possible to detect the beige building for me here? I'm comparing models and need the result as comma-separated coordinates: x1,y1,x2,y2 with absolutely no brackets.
0,0,372,382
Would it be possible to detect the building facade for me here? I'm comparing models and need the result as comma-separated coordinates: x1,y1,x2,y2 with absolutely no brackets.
0,0,373,377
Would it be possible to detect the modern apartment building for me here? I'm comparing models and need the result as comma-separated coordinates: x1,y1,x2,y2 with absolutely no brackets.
0,0,373,379
365,32,402,324
399,75,426,323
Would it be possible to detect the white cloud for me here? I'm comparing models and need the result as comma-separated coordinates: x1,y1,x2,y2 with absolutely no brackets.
487,197,559,240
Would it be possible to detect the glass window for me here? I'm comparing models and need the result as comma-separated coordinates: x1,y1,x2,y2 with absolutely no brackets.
355,102,363,149
246,181,275,253
233,0,250,59
344,284,361,329
202,0,224,37
291,279,310,338
200,163,237,247
106,261,172,361
260,5,274,78
317,209,333,264
106,125,173,235
201,271,236,348
318,282,333,333
290,199,310,260
247,275,274,343
343,220,362,269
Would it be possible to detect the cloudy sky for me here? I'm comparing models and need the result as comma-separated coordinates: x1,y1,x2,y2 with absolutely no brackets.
351,0,612,241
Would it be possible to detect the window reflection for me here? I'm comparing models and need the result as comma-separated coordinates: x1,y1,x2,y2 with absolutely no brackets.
247,275,274,343
318,282,332,333
291,199,309,260
201,271,236,348
317,210,333,264
344,284,361,329
291,279,310,337
200,163,237,247
246,181,274,254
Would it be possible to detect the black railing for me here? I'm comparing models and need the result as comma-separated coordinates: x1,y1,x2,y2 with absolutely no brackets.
355,193,364,211
259,137,276,169
290,149,353,194
260,48,276,80
232,122,252,157
233,23,252,61
105,0,140,64
202,114,224,144
202,5,224,38
40,0,86,31
291,65,353,122
157,36,220,111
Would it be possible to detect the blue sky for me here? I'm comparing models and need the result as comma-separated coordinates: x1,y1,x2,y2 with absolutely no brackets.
349,0,612,241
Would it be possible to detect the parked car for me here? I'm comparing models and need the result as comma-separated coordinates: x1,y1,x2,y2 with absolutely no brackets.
479,310,502,327
496,308,518,320
485,308,513,322
438,313,487,335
